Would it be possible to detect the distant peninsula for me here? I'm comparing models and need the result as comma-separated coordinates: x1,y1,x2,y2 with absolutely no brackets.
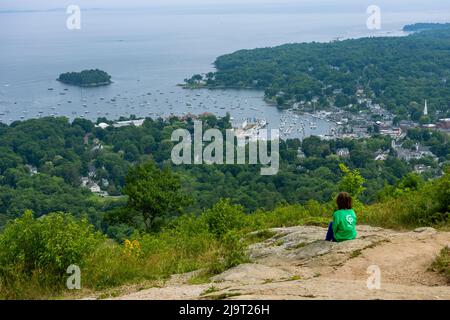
57,69,112,87
184,23,450,120
403,23,450,32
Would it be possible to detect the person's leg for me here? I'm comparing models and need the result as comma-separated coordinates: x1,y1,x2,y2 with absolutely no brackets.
325,222,335,241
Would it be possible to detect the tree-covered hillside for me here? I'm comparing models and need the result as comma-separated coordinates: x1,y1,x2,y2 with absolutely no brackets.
186,26,450,121
403,23,450,32
0,115,447,239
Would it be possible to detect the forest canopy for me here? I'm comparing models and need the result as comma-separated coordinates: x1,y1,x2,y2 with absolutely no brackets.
0,115,447,240
186,24,450,121
58,69,112,87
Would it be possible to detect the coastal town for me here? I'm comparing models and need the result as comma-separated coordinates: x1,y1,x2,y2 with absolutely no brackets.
79,94,450,198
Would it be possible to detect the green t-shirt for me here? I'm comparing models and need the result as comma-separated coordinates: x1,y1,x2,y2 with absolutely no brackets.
332,209,357,242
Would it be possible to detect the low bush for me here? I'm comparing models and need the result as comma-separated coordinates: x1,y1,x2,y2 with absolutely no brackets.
202,199,246,239
429,246,450,283
363,171,450,228
0,211,103,298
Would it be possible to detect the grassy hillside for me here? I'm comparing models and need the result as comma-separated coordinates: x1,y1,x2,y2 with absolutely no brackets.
0,170,448,299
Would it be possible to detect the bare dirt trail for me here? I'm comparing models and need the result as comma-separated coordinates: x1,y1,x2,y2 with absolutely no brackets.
112,225,450,300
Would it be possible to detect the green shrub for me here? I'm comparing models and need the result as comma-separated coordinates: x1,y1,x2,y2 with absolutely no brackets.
244,229,277,244
206,230,248,275
429,246,450,283
221,231,248,269
0,211,103,297
82,240,159,290
138,214,217,275
203,199,246,239
246,202,332,230
364,172,449,228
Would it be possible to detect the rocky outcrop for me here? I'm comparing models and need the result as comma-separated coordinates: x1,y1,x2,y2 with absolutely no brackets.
113,225,450,300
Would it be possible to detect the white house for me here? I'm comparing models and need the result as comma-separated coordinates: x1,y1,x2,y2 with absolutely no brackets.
113,119,145,128
95,122,110,129
89,183,101,193
336,148,350,158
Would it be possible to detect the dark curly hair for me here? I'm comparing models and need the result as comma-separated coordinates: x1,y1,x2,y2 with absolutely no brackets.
336,192,352,210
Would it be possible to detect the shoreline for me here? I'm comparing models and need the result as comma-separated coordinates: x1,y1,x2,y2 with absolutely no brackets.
177,83,260,91
56,79,113,88
179,28,412,110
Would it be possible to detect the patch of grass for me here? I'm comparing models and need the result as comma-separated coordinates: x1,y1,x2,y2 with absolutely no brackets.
97,289,122,300
302,217,330,228
245,201,333,230
300,294,316,298
350,249,362,258
345,239,391,263
429,246,450,283
272,233,285,240
245,229,277,244
201,286,220,296
264,275,301,284
287,242,308,250
206,292,242,300
362,172,450,229
365,239,390,249
273,240,285,247
188,272,212,285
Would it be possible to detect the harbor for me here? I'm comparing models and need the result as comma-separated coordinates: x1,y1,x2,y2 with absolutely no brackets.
0,83,336,140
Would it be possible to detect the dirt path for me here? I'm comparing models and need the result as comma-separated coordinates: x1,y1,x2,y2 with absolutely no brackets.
112,225,450,300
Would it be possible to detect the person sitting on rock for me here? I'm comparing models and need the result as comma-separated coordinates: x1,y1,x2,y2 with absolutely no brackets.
325,192,357,242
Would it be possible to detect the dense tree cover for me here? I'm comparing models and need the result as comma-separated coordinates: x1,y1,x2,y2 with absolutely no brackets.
405,128,450,160
187,25,450,121
58,69,112,87
123,161,190,231
0,115,426,238
403,23,450,32
0,171,109,225
0,114,447,297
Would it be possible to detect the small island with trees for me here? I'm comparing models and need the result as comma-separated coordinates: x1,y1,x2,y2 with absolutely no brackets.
57,69,112,87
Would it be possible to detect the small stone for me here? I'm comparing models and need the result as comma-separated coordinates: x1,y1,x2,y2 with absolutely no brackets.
413,227,436,233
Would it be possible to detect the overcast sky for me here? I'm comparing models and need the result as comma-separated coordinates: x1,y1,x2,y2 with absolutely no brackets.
1,0,449,12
